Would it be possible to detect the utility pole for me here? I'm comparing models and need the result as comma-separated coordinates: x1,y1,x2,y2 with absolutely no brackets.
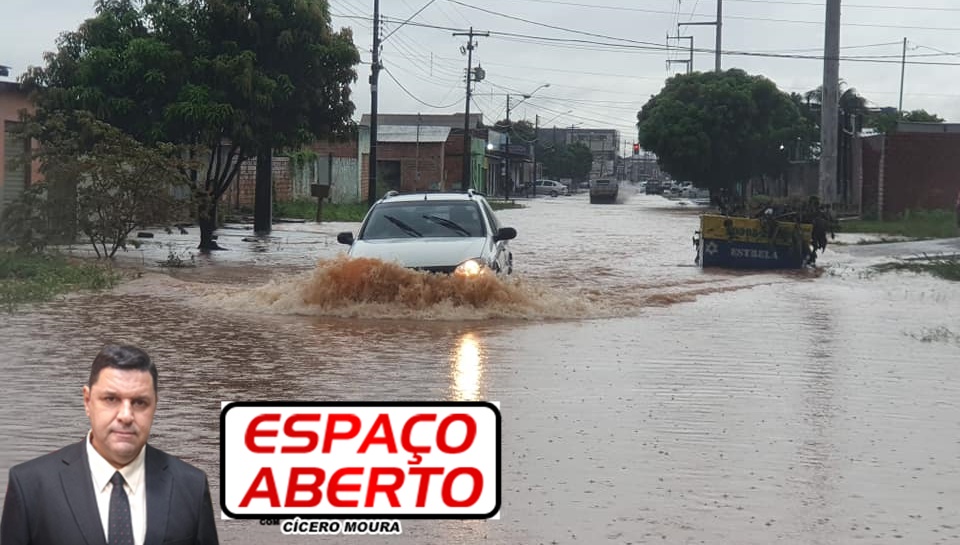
534,114,539,181
666,33,693,74
416,112,422,190
453,27,488,191
715,0,722,72
898,37,907,115
367,0,381,207
678,0,722,72
505,95,513,200
819,0,841,204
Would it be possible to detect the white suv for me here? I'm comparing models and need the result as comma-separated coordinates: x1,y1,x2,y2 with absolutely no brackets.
337,190,517,276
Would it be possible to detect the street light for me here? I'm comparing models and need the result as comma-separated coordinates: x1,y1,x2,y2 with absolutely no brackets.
504,83,549,200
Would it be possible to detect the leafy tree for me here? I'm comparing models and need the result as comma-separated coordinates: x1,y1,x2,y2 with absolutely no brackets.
868,108,944,134
493,119,536,143
22,0,359,251
538,142,593,182
567,142,593,182
18,111,190,258
636,69,805,194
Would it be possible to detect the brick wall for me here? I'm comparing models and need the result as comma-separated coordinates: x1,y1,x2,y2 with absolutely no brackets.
221,156,291,210
882,133,960,217
360,141,448,197
308,139,358,158
860,136,883,218
861,132,960,218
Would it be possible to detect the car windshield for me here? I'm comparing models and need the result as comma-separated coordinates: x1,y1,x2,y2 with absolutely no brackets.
360,200,486,240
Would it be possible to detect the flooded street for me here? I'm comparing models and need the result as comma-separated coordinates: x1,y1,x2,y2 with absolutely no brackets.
2,186,959,544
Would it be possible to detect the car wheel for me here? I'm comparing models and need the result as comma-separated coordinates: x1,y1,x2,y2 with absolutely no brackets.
550,190,558,197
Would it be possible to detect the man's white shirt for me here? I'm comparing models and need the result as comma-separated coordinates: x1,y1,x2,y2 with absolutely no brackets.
86,433,147,545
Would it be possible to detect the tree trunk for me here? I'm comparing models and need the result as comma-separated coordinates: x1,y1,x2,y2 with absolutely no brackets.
254,146,272,235
197,195,224,251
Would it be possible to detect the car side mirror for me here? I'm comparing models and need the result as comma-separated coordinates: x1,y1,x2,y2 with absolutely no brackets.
494,227,517,242
336,232,354,245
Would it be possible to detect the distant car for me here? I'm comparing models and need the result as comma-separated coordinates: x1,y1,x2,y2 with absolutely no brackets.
589,178,619,204
681,186,710,199
532,179,569,197
336,190,517,276
644,181,663,194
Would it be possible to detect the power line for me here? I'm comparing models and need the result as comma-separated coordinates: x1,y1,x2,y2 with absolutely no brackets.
362,15,960,66
451,0,960,31
382,66,464,109
382,0,440,42
499,0,960,14
446,1,667,48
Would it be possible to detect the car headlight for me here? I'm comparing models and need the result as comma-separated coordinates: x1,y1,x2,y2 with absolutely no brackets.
454,258,486,278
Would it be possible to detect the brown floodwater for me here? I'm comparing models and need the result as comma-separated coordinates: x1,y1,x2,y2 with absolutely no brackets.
2,186,959,544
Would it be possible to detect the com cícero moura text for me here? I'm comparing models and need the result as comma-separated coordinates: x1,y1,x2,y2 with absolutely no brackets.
261,517,402,535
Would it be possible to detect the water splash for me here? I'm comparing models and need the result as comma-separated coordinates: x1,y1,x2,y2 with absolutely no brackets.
196,256,802,321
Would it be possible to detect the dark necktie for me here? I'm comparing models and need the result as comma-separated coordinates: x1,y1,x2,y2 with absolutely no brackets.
109,471,134,545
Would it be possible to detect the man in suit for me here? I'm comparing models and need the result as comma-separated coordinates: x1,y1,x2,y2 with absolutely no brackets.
1,344,219,545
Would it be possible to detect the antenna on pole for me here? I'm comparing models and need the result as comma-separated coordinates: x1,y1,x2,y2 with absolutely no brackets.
453,26,489,191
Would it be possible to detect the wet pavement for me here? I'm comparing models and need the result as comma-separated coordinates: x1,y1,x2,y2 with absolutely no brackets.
2,185,959,544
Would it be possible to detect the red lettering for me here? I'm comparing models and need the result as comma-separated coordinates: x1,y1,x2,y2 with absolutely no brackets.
322,414,361,452
239,467,280,507
408,466,444,507
364,467,405,507
401,414,435,460
358,414,398,454
441,467,483,508
328,467,364,507
244,414,281,454
281,413,321,454
436,414,476,454
284,467,326,507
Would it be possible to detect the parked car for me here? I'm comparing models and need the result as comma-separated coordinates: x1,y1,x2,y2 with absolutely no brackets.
589,178,619,204
681,186,710,199
336,190,517,276
644,181,663,194
532,179,569,197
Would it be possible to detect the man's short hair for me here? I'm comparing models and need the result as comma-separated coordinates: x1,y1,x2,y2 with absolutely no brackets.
88,344,158,393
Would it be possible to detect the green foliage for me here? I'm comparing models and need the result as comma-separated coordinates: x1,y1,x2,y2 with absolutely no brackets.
538,142,594,182
22,111,192,258
866,109,945,135
873,257,960,282
1,185,59,254
637,69,807,193
0,251,119,313
273,199,368,222
289,150,319,167
843,209,958,239
494,119,536,143
22,0,361,249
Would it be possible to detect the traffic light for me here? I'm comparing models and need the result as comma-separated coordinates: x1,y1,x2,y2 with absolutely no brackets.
632,143,639,155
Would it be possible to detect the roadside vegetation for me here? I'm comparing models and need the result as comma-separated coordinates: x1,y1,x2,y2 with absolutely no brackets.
872,256,960,282
487,200,526,210
842,209,958,239
268,197,525,222
0,252,119,313
273,200,369,222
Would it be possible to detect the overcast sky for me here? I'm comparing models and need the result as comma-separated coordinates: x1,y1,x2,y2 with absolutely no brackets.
3,0,959,154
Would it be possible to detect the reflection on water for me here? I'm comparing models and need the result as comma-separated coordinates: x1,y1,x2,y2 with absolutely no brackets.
450,333,484,401
2,191,960,544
